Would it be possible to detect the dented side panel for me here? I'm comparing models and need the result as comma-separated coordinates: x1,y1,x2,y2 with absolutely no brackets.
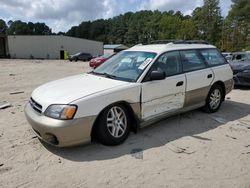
141,74,186,120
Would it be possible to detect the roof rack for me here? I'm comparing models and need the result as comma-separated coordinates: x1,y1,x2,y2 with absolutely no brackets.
149,40,210,45
150,40,177,44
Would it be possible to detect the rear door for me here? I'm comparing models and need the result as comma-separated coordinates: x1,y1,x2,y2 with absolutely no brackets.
180,50,214,107
141,51,186,120
199,48,233,93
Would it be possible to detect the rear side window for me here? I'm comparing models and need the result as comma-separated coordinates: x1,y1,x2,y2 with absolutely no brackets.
200,49,226,66
180,50,206,72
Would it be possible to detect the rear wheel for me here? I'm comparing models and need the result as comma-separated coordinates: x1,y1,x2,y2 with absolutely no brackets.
96,104,131,146
205,84,223,113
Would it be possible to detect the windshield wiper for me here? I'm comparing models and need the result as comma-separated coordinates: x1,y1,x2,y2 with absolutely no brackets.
90,71,117,79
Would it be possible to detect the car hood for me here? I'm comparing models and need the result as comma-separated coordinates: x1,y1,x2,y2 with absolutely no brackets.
230,62,250,71
31,74,129,111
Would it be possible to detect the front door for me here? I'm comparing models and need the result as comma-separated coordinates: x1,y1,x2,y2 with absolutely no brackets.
60,50,64,59
141,51,186,120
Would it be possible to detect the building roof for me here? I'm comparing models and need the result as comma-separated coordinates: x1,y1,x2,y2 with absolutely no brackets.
104,44,128,49
7,35,103,44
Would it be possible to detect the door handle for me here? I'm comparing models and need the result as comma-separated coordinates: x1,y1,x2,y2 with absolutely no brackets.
176,81,184,87
207,74,213,79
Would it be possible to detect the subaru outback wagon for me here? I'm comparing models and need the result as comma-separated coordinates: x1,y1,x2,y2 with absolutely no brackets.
25,41,234,147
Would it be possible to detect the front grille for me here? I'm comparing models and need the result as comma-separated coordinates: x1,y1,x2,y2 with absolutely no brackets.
29,98,42,114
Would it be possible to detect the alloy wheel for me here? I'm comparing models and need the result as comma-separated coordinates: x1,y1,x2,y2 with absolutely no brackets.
209,89,221,110
106,106,127,138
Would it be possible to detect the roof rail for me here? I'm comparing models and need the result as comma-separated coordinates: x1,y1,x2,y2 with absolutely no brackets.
149,40,210,45
149,40,178,44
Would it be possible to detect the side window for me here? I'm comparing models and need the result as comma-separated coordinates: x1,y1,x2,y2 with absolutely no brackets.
200,49,226,66
151,51,182,76
236,55,242,60
180,50,207,72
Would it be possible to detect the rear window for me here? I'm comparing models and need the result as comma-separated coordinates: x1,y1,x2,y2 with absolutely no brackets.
200,49,226,66
180,50,207,72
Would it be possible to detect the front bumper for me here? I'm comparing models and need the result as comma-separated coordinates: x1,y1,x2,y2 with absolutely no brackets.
233,72,250,86
24,103,96,147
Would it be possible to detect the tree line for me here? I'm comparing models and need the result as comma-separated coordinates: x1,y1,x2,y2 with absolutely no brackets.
0,20,52,35
0,0,249,52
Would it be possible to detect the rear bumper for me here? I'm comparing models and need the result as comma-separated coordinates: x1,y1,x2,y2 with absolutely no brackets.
89,61,95,67
224,78,234,94
89,61,101,68
24,103,96,147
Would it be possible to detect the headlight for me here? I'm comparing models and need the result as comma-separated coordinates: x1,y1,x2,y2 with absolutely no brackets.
44,104,77,120
242,70,250,73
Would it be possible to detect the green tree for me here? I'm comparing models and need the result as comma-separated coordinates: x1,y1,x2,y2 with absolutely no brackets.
177,19,198,40
159,15,182,39
7,20,30,34
192,0,223,46
33,22,52,35
0,19,7,34
224,0,250,51
7,20,52,35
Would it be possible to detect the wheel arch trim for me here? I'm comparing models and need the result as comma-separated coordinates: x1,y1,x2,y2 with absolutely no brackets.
90,101,140,141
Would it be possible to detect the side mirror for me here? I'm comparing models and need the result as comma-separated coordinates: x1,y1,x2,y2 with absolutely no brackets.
150,70,166,81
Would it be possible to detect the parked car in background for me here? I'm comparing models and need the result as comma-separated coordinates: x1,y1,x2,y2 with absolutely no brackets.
89,53,116,68
231,52,250,63
229,52,250,86
25,40,233,147
69,52,93,62
222,52,232,62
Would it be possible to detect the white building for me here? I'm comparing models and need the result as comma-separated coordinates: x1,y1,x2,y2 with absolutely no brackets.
1,35,103,59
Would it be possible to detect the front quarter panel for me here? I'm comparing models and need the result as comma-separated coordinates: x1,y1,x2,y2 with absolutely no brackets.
72,83,141,118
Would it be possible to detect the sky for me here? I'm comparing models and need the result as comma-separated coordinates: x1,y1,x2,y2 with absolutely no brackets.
0,0,233,33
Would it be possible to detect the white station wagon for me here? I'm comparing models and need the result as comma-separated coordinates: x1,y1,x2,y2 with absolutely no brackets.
25,41,234,147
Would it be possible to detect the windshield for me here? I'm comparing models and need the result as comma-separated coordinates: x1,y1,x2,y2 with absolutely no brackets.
73,52,81,56
91,51,157,82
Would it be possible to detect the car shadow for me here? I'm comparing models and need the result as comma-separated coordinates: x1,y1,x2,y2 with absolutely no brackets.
234,85,250,90
43,100,250,162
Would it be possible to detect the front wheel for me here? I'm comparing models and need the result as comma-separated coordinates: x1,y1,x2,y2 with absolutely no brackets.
96,104,131,146
205,84,223,113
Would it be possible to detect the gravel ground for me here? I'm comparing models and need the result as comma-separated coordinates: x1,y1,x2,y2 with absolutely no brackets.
0,59,250,188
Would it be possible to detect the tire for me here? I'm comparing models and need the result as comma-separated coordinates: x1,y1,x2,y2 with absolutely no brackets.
96,104,131,146
204,84,223,113
75,58,78,62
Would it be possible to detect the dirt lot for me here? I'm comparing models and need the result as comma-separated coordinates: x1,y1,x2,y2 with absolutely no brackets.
0,59,250,188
